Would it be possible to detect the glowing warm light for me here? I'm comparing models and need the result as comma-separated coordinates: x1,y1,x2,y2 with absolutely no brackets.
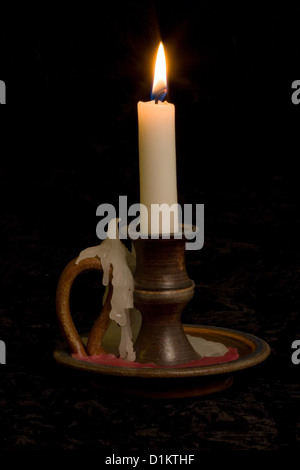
152,42,167,101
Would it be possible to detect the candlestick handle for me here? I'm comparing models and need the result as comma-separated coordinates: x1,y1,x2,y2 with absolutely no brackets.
56,256,111,356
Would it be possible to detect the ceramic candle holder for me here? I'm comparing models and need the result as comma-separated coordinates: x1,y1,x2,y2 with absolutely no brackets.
55,226,271,398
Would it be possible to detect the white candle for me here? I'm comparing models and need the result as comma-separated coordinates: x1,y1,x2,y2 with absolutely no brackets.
138,42,179,236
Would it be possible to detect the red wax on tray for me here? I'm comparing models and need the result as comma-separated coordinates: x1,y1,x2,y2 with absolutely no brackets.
72,348,239,368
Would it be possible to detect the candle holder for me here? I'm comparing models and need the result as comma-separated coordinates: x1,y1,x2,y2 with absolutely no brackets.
54,226,270,398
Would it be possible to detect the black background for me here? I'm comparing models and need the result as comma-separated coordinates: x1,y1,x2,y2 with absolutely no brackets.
0,0,299,454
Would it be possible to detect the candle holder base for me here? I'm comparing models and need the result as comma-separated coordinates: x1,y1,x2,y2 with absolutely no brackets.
53,324,270,398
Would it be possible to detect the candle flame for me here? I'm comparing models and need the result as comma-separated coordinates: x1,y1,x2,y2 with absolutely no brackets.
152,42,167,102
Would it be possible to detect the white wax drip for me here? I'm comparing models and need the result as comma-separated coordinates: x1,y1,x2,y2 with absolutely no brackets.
119,309,136,362
187,335,229,357
76,218,136,361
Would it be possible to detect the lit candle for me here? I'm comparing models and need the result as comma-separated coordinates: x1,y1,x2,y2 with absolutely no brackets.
138,42,179,236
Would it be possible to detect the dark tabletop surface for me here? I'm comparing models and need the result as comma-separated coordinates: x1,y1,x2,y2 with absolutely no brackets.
0,1,299,455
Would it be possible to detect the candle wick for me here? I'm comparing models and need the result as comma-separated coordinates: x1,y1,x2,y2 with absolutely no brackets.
155,88,167,104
